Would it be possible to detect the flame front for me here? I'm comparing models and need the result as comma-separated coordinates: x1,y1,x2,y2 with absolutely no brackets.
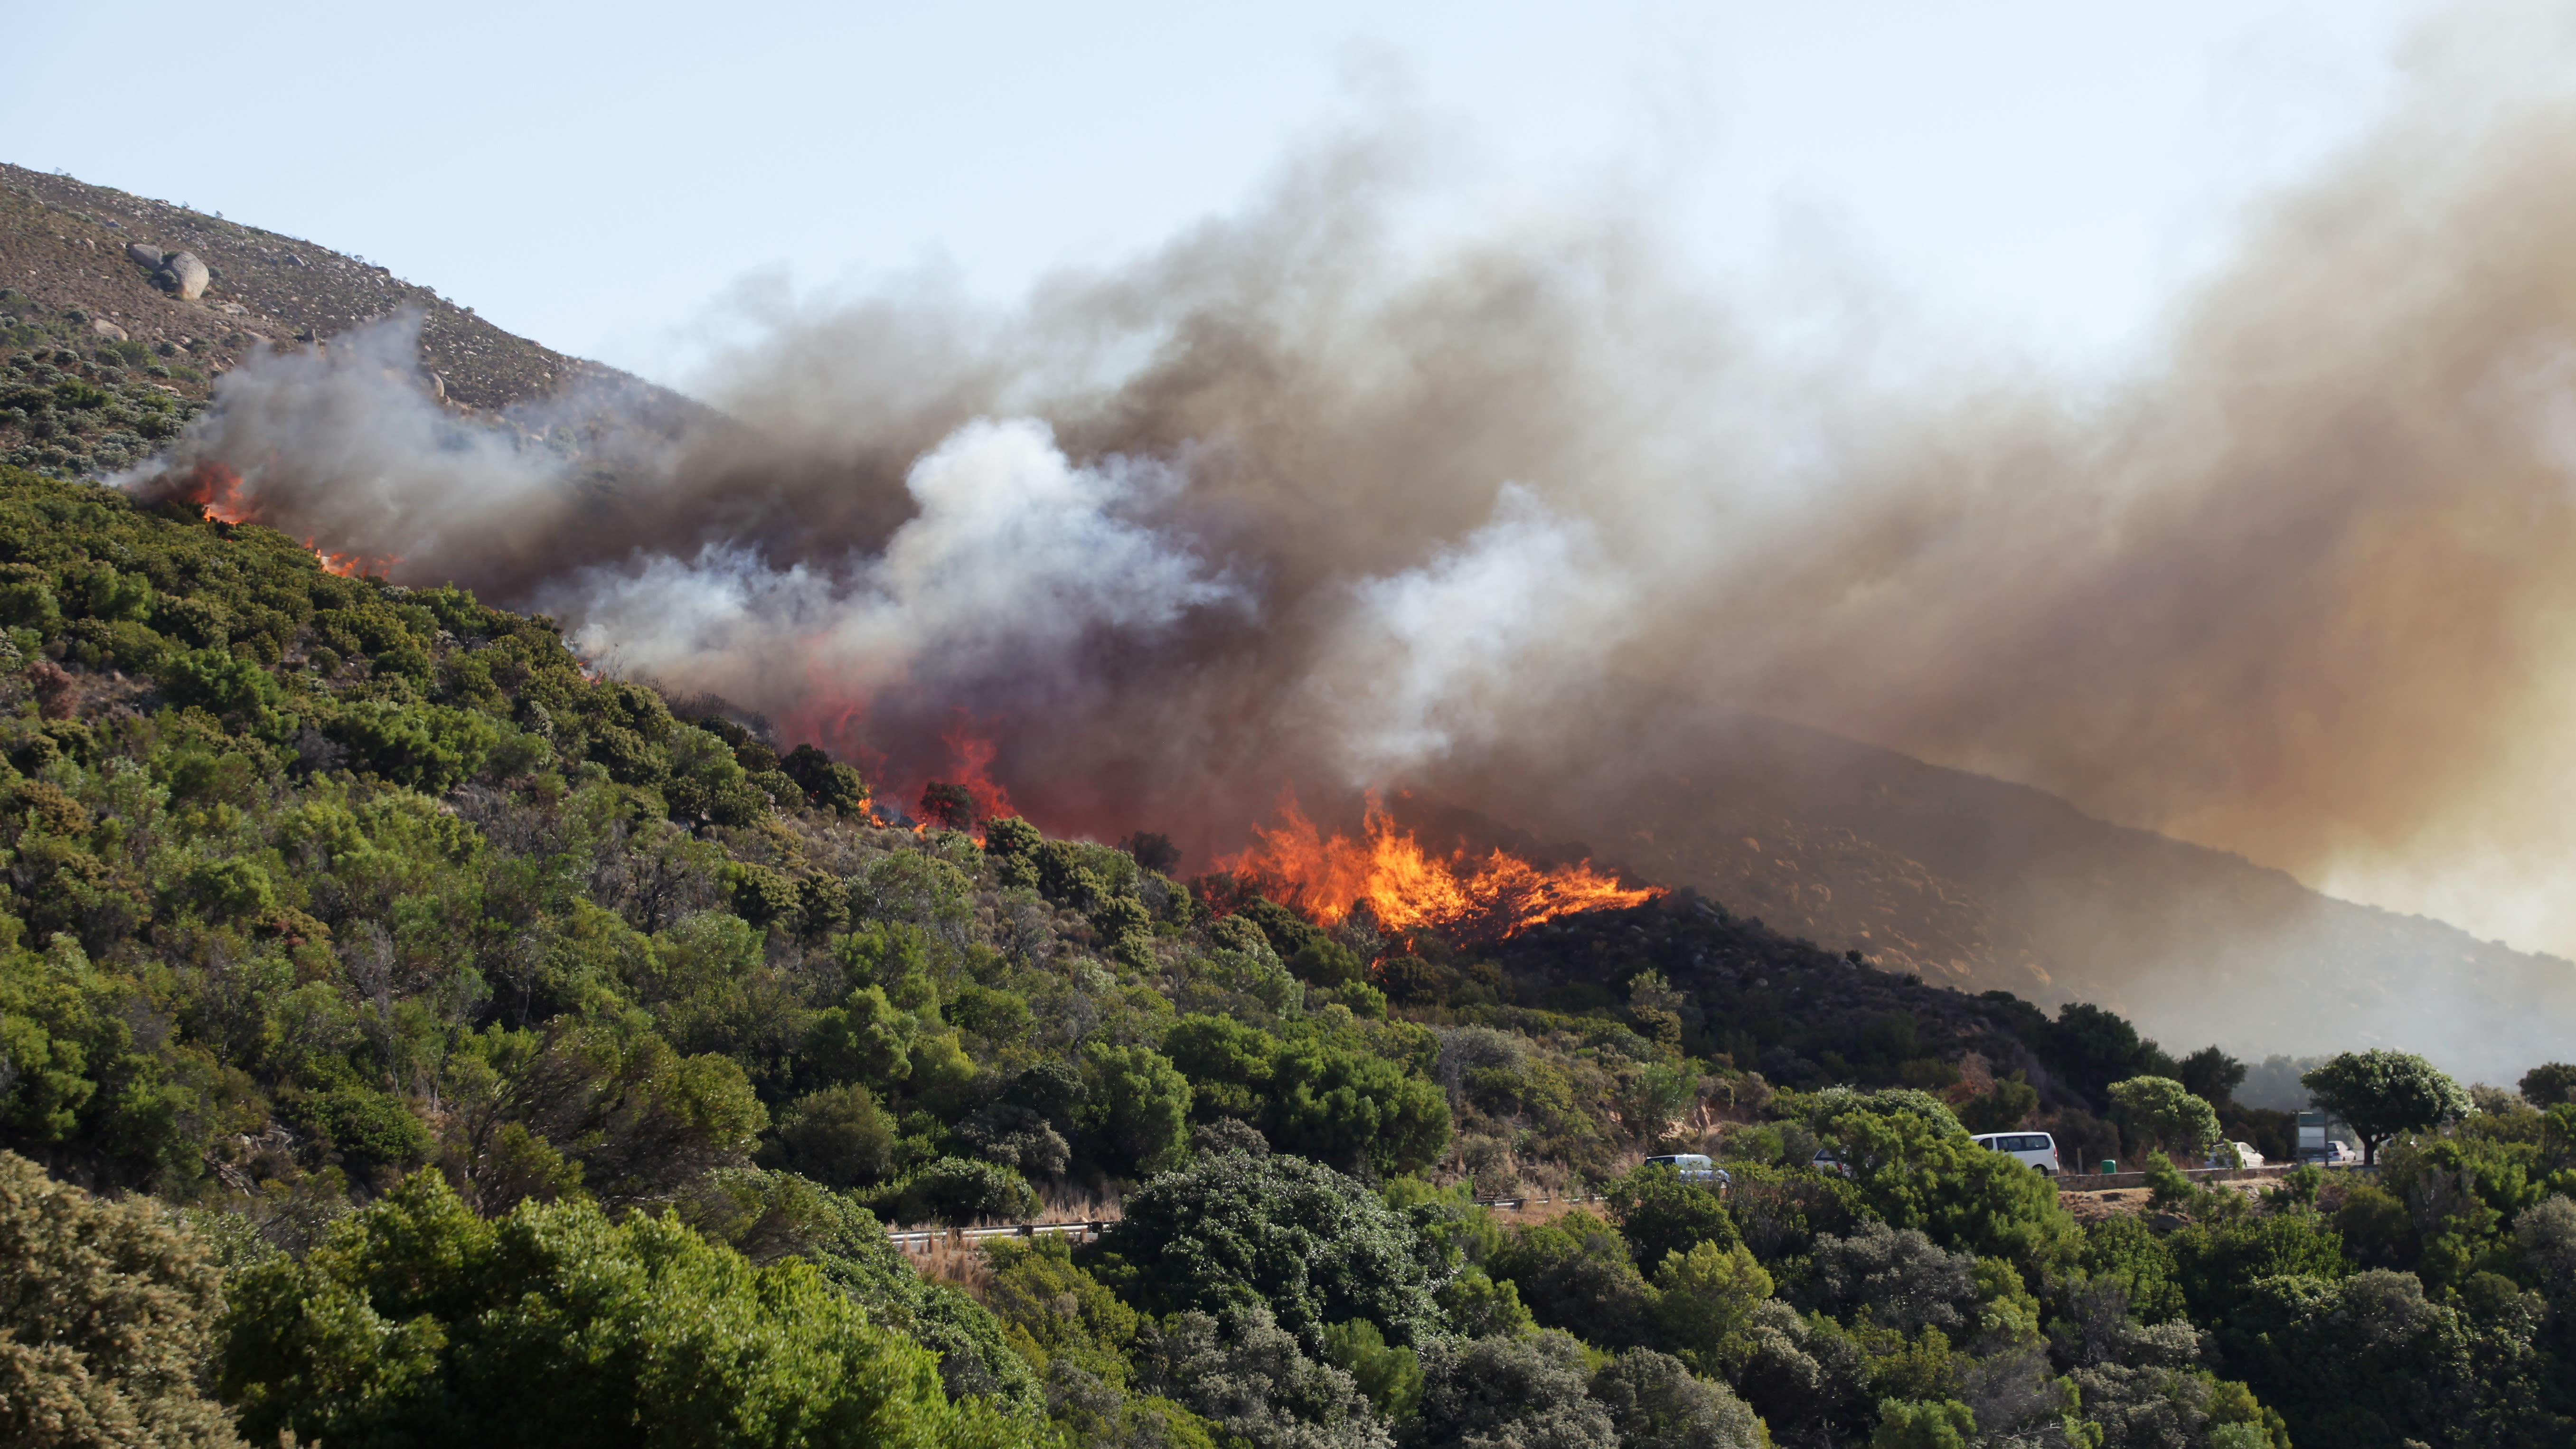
157,462,399,577
1223,792,1659,941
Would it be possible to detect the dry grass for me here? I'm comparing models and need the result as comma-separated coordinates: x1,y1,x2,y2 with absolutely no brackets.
905,1233,997,1300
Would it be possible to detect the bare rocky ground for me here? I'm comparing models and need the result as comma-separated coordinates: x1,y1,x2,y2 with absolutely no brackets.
0,163,704,480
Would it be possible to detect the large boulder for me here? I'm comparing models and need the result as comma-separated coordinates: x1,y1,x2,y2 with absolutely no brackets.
156,251,211,300
89,318,129,342
124,242,166,269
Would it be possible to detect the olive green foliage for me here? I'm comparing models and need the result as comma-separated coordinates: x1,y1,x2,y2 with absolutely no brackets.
0,1149,243,1448
1411,1330,1615,1449
1956,1072,2039,1135
216,1168,1025,1448
1488,1210,1656,1348
2108,1076,2225,1159
1605,1161,1741,1268
1811,1098,2079,1276
1869,1398,1974,1449
2217,1268,2555,1447
1317,1318,1422,1424
2519,1062,2576,1108
671,1167,1044,1411
2301,1050,2473,1165
1099,1151,1443,1352
1162,1013,1451,1176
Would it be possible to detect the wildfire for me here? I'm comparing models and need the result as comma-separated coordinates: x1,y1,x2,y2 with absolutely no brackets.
161,461,250,523
943,720,1017,823
153,462,399,578
1222,792,1659,941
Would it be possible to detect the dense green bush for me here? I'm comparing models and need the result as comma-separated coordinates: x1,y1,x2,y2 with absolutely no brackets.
216,1169,1026,1448
0,1150,242,1448
1097,1150,1443,1350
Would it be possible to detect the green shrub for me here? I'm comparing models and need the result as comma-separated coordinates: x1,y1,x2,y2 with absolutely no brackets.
885,1157,1038,1226
1098,1150,1443,1350
218,1169,1028,1446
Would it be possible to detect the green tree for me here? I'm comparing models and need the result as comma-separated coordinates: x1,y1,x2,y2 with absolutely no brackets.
758,1083,897,1188
1648,1239,1773,1377
2175,1045,2248,1107
1486,1211,1654,1349
217,1169,1027,1448
1318,1318,1423,1424
1411,1330,1615,1449
1587,1348,1764,1449
1605,1162,1741,1270
2519,1062,2576,1109
2108,1075,2225,1159
2301,1050,2473,1166
1814,1101,2078,1276
1078,1042,1193,1177
1262,1036,1451,1177
1871,1398,1975,1449
1956,1073,2039,1135
0,1150,243,1448
1097,1150,1442,1350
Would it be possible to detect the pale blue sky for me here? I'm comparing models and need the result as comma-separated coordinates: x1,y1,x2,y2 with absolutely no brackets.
5,2,2422,388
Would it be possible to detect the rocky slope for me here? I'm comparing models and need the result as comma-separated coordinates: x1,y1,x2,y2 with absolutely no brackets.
0,163,689,431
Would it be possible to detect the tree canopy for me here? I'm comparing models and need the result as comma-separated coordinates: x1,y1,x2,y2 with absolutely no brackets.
2302,1050,2473,1166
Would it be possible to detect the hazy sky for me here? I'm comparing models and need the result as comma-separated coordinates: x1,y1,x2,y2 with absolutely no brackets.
6,2,2422,387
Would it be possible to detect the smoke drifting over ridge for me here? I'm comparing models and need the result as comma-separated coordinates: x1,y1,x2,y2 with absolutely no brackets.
130,14,2576,961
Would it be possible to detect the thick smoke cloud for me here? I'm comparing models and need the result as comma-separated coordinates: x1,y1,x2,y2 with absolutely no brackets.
127,7,2576,969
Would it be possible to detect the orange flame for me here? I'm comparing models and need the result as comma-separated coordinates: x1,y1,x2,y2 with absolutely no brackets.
1222,791,1659,941
944,719,1017,824
163,461,251,523
157,462,399,577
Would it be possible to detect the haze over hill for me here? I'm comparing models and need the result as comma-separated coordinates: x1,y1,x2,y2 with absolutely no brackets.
1420,704,2576,1082
11,113,2576,1084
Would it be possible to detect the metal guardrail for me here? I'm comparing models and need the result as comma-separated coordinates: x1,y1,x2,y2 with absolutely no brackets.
888,1194,1607,1250
1469,1193,1605,1211
888,1220,1114,1252
2052,1163,2304,1193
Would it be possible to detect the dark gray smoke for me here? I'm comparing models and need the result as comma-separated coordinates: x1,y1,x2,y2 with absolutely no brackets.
127,8,2576,975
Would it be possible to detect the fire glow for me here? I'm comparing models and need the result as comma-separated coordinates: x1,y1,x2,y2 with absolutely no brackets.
159,462,399,578
1223,792,1659,941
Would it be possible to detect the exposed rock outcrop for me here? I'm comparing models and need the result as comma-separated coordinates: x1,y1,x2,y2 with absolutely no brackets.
156,251,210,300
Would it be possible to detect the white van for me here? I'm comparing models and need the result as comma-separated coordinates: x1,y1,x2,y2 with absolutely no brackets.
1640,1153,1728,1187
1971,1131,2060,1176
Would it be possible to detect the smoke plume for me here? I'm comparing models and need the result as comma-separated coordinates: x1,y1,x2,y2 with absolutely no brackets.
127,6,2576,972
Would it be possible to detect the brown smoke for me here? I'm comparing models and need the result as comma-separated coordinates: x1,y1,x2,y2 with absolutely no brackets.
130,17,2576,963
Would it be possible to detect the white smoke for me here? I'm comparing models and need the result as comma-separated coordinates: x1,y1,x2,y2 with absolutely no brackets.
548,417,1247,706
1312,483,1636,783
123,314,581,573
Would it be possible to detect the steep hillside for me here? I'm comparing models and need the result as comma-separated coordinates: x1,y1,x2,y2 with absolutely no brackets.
0,162,688,427
1437,701,2576,1082
8,160,2561,1086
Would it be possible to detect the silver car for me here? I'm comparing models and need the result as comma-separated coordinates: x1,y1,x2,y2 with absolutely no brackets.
1641,1153,1730,1187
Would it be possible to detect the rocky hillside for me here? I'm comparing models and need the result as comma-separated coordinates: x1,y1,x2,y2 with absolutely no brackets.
0,162,688,424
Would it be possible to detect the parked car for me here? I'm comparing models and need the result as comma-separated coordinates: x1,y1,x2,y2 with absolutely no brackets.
1970,1131,2061,1176
1811,1148,1851,1178
2222,1141,2264,1169
1641,1153,1730,1187
2317,1138,2362,1168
